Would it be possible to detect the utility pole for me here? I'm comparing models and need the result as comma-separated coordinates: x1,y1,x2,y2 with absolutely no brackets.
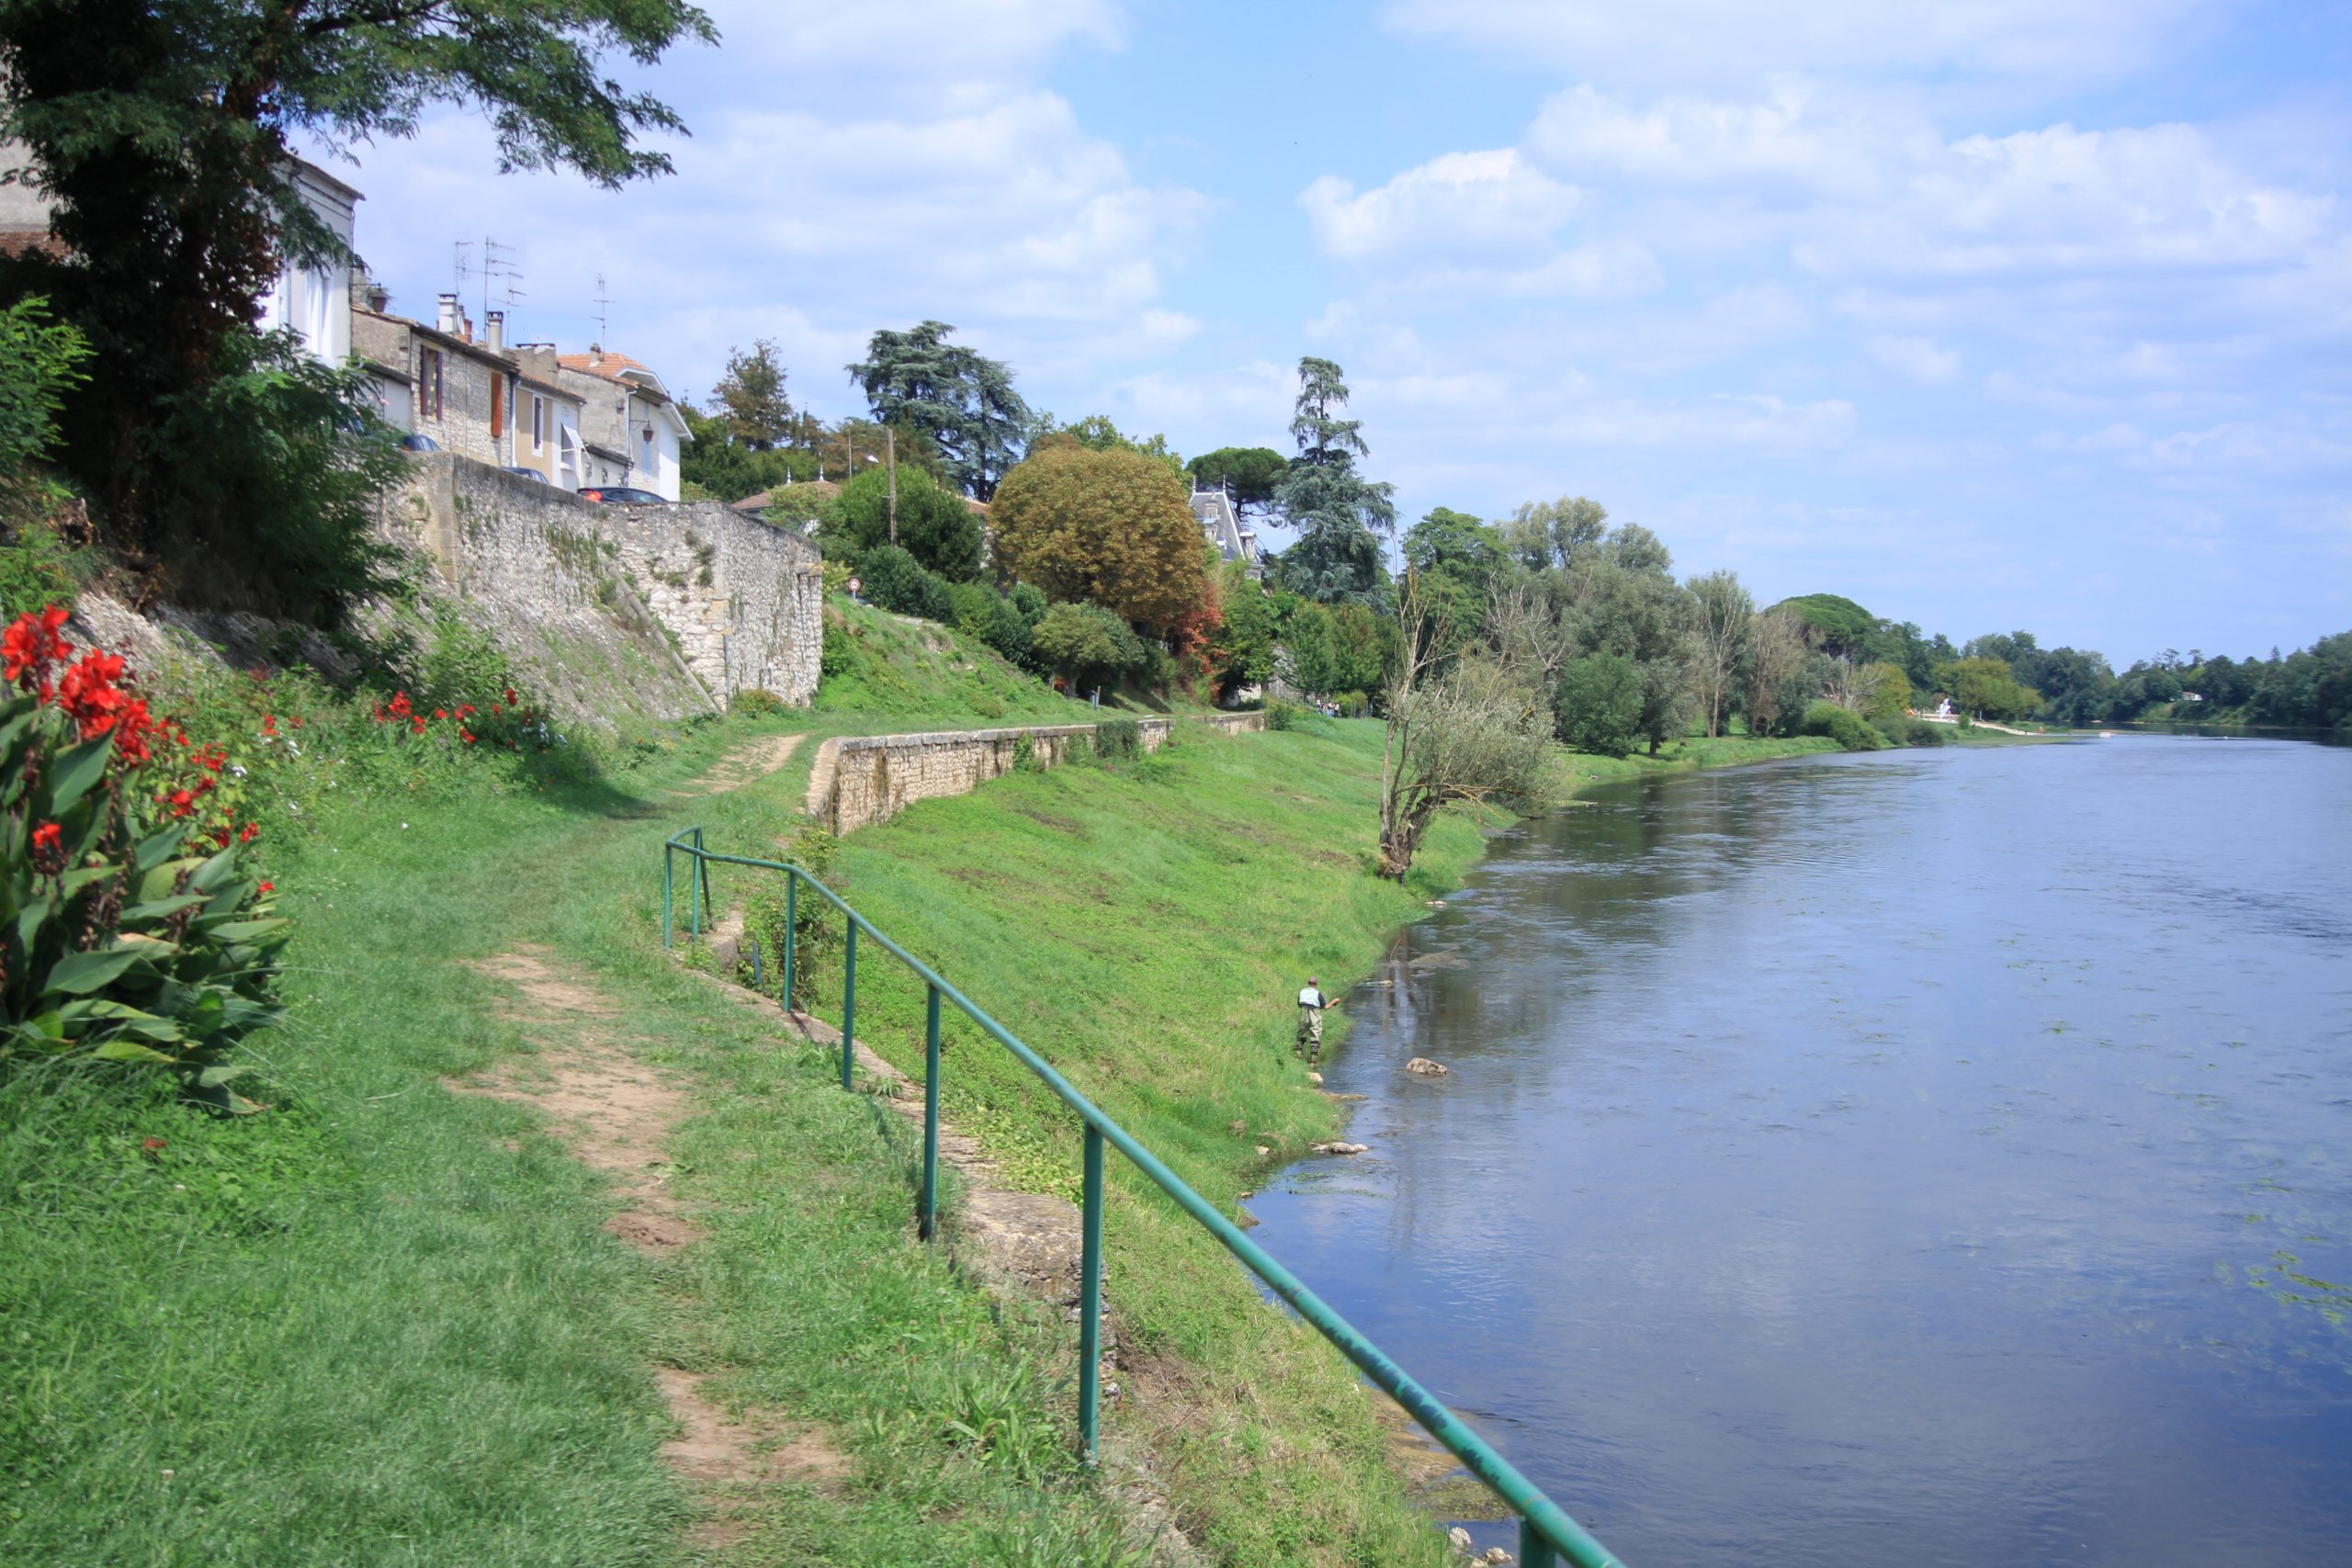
887,425,899,546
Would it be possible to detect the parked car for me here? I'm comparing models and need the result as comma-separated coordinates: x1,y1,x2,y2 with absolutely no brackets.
578,486,668,504
399,432,440,452
500,466,549,483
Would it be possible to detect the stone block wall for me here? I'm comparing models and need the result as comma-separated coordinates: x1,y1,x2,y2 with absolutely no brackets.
808,719,1174,835
379,453,824,717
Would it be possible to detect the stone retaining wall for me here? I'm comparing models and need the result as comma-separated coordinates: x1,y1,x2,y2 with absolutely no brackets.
807,713,1264,835
380,453,824,711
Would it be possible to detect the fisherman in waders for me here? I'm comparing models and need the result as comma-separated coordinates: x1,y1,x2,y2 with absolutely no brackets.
1295,976,1330,1067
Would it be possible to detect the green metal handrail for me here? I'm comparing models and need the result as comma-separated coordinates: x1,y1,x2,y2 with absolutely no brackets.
662,829,1625,1568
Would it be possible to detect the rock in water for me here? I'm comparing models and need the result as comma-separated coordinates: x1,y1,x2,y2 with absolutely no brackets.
1448,1527,1475,1553
1311,1140,1369,1156
1405,1057,1449,1076
1481,1549,1516,1565
1306,1071,1325,1086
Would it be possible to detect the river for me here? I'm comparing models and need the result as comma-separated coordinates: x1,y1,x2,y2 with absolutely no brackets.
1249,734,2352,1565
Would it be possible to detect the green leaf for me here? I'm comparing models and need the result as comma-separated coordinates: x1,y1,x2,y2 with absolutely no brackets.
197,918,286,942
44,732,115,815
89,1037,175,1064
120,893,208,922
134,822,191,874
44,946,144,995
195,1064,253,1088
139,857,204,905
188,846,237,895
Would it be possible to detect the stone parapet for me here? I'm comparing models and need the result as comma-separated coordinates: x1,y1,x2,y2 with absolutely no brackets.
808,718,1177,835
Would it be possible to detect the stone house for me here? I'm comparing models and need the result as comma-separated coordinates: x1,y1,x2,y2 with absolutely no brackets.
352,295,586,483
1192,485,1260,571
556,349,692,501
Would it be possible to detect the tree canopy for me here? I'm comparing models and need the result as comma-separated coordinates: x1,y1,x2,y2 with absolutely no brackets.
822,466,983,583
1270,355,1393,605
1185,446,1287,513
0,0,712,613
989,442,1207,631
845,321,1030,500
709,338,792,450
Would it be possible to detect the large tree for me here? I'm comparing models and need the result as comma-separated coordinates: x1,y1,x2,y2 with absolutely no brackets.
1185,446,1287,515
1685,569,1754,738
1567,525,1694,755
710,338,792,450
988,439,1206,631
1270,355,1392,604
845,321,1030,500
0,0,713,590
1500,495,1608,572
821,467,983,583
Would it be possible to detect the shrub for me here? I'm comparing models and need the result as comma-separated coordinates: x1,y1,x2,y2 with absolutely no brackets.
822,467,985,582
0,609,283,1108
1871,713,1947,748
859,545,956,623
1265,698,1301,731
1009,581,1047,626
1803,700,1885,751
820,623,857,678
1094,717,1142,761
0,295,91,472
0,512,85,621
743,821,840,1010
731,687,787,716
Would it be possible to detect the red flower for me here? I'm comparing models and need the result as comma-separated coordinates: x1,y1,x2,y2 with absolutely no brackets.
432,708,447,720
30,819,65,874
3,606,74,692
410,716,426,735
255,881,274,895
210,828,231,848
387,692,413,720
141,1136,165,1154
459,729,476,746
457,704,476,718
237,821,257,843
165,789,195,818
31,821,61,852
261,715,277,737
503,688,517,705
111,700,159,767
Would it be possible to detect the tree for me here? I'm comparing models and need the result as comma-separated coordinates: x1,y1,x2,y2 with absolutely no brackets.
1500,496,1608,572
989,441,1207,631
711,339,792,450
846,321,1030,499
1029,602,1142,693
1404,507,1506,653
1553,652,1642,756
0,295,88,472
1685,570,1754,738
1377,574,1554,879
1290,356,1368,468
1271,356,1394,605
1774,593,1876,656
1208,560,1275,700
1185,446,1287,515
1941,657,2039,720
1031,412,1182,478
1741,608,1809,738
1571,525,1693,754
1856,661,1912,721
0,0,714,585
822,466,983,582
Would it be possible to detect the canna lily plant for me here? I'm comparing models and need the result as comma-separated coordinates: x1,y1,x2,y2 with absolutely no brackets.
0,607,284,1110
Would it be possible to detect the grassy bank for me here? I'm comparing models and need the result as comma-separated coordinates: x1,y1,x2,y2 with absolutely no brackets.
3,581,1850,1567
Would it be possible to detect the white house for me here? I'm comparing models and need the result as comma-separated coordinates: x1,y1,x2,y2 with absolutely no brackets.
255,161,361,366
556,349,693,501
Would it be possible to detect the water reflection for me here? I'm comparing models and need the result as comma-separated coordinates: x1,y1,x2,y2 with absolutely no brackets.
1250,736,2352,1566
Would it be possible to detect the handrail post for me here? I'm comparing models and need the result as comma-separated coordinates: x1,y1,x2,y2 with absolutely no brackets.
841,919,857,1091
922,984,942,1241
1078,1123,1103,1461
782,870,797,1012
748,935,763,994
662,842,673,949
694,828,712,934
1521,1518,1559,1567
689,830,704,942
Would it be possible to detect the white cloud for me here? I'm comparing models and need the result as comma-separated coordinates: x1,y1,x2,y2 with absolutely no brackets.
1528,84,1889,197
1301,150,1583,262
1866,334,1960,382
333,4,1202,413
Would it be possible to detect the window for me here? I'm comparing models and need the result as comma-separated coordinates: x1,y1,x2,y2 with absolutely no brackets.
531,396,545,452
419,347,444,420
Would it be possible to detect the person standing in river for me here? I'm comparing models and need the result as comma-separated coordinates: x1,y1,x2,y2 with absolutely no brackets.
1295,976,1330,1066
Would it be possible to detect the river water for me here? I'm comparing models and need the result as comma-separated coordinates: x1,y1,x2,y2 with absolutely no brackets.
1250,735,2352,1565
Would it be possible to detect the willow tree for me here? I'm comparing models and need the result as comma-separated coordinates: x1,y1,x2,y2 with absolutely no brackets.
1377,575,1555,880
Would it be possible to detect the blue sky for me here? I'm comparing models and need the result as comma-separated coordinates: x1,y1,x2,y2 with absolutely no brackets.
327,1,2351,664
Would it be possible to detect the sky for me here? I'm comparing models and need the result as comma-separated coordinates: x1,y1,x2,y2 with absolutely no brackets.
322,0,2352,664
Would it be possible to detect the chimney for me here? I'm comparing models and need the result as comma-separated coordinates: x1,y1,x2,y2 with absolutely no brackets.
484,310,504,353
435,292,461,336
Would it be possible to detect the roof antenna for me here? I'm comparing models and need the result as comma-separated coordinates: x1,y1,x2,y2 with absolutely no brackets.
593,271,612,354
481,237,522,323
450,237,475,299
